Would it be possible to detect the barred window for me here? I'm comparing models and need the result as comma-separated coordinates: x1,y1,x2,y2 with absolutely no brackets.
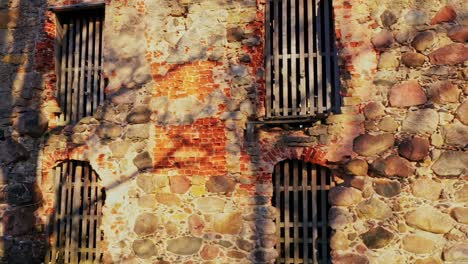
53,4,105,123
45,160,105,263
272,159,334,263
265,0,340,119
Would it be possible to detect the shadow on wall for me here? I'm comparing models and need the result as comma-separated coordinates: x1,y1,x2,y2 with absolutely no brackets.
0,0,50,263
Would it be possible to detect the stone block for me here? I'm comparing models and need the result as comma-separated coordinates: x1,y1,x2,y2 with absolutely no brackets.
206,175,236,193
329,186,362,206
371,30,394,49
402,109,438,135
443,121,468,147
389,80,427,107
169,176,190,194
360,226,394,249
429,43,468,65
167,236,202,255
213,212,242,235
405,10,427,25
443,242,468,262
411,177,442,201
428,81,460,104
432,151,468,176
333,253,369,264
398,136,430,161
401,52,426,68
456,100,468,125
0,138,28,164
451,207,468,224
345,159,368,176
15,111,48,138
126,124,150,140
373,179,401,198
133,213,159,236
155,193,181,207
405,207,454,234
363,101,385,120
133,152,153,171
402,235,435,254
380,10,397,28
430,5,457,25
133,239,157,259
448,25,468,43
411,31,434,52
356,198,392,220
353,133,394,156
194,197,225,213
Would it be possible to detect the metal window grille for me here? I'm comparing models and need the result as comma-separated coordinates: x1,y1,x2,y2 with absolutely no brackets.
265,0,340,118
272,159,335,264
45,160,105,263
54,6,105,123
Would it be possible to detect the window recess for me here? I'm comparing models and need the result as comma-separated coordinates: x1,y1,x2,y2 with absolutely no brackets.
45,160,106,264
265,0,341,119
272,159,334,264
52,5,105,124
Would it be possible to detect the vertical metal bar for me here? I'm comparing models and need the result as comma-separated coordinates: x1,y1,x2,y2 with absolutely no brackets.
81,164,90,262
67,21,74,122
63,161,72,263
265,0,272,118
72,18,81,123
79,18,87,120
298,0,306,116
323,0,332,113
331,2,341,114
302,162,309,264
98,16,104,105
311,164,317,263
292,160,299,263
320,167,328,263
86,16,93,116
91,16,98,113
275,164,282,264
273,0,280,116
95,172,104,262
69,162,79,263
88,169,97,262
281,0,289,116
60,23,68,124
57,163,66,263
284,161,290,263
315,0,323,114
55,20,65,124
93,17,101,109
307,0,315,115
290,0,297,116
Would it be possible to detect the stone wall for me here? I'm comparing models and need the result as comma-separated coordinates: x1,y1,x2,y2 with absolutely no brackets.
330,0,468,263
0,0,466,263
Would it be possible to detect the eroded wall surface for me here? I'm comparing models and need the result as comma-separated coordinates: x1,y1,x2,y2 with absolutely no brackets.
0,0,466,263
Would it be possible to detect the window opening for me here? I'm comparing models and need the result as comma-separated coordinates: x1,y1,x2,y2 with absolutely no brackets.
54,6,105,123
272,159,334,263
265,0,340,118
45,160,106,263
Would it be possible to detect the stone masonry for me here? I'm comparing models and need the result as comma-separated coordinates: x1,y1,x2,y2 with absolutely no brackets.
0,0,466,263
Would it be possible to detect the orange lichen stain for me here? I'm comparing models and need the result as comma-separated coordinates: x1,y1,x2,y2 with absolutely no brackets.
151,61,219,100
